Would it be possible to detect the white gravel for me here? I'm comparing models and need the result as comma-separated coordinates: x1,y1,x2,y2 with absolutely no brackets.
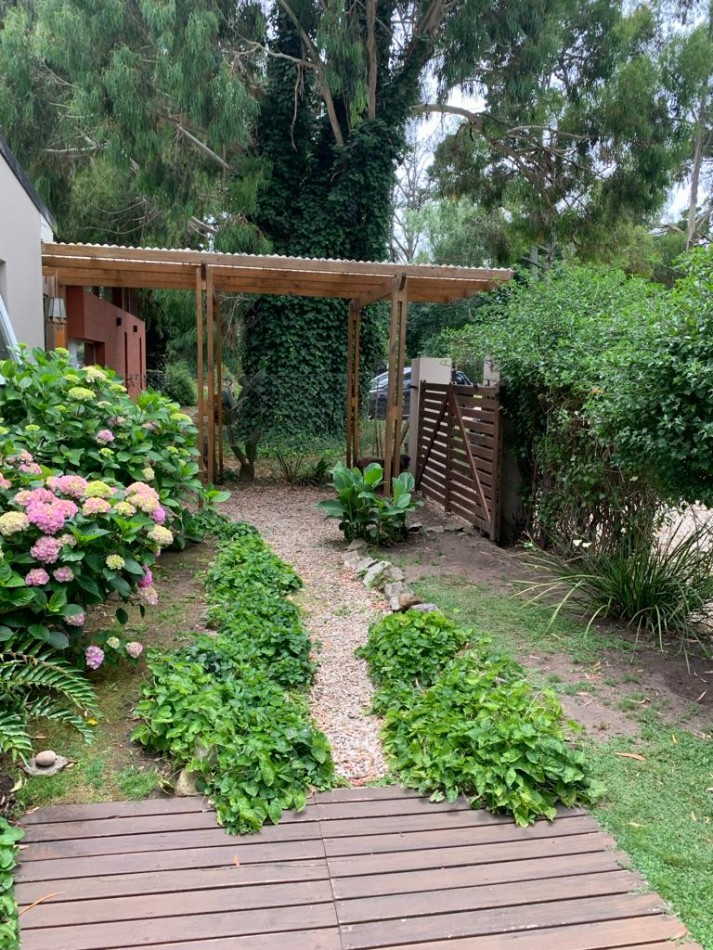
220,484,388,783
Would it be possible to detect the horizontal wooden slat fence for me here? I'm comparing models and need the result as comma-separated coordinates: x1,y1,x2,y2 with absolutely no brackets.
415,382,503,540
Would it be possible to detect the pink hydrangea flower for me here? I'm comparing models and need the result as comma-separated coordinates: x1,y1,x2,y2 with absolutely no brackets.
19,462,43,475
85,645,104,669
67,611,86,627
25,567,50,586
138,585,159,607
16,487,54,507
138,568,154,589
48,475,89,499
53,566,75,583
125,641,143,659
152,506,166,525
26,498,77,534
30,536,63,564
58,533,77,548
82,497,111,516
96,429,115,444
0,475,12,490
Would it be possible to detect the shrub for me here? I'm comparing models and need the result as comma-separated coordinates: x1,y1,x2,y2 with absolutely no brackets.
318,462,421,543
0,348,204,538
0,818,22,950
381,649,598,826
161,362,197,407
356,610,469,713
526,518,713,648
0,444,170,652
133,526,335,830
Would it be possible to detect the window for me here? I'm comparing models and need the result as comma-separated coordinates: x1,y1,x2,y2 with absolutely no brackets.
0,291,19,362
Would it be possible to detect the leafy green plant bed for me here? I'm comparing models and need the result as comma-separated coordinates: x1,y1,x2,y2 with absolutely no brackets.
360,609,599,825
0,818,22,950
318,462,420,543
133,523,337,831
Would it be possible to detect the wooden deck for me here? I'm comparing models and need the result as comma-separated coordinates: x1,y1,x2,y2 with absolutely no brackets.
16,786,696,950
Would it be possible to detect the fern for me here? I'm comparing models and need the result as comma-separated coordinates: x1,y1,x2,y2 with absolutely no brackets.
0,639,97,760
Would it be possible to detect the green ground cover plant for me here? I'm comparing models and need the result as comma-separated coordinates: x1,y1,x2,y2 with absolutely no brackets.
133,525,336,831
0,818,22,950
356,610,469,714
318,462,420,543
361,610,598,825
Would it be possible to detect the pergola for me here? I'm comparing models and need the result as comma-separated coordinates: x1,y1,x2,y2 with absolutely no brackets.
42,242,512,487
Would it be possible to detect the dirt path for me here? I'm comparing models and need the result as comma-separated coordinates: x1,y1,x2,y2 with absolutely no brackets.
220,485,388,783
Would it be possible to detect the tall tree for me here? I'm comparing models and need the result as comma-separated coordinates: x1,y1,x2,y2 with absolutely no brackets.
0,0,262,248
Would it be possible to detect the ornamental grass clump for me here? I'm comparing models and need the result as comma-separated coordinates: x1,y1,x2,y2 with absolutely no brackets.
134,524,336,832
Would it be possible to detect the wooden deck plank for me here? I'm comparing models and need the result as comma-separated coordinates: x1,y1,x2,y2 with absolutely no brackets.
318,809,517,838
331,850,628,899
16,839,327,882
21,878,334,929
16,860,329,906
135,929,343,950
326,832,618,878
20,796,216,825
380,916,689,949
336,870,642,925
339,894,666,949
324,814,599,857
315,797,472,820
19,903,340,950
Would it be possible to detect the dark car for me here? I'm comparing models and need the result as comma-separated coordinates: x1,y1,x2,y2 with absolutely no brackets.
368,367,471,419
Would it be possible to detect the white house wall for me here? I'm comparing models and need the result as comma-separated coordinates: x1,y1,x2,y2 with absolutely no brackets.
0,161,49,350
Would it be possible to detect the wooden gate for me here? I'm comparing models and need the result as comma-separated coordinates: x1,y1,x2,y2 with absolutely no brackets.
415,383,503,540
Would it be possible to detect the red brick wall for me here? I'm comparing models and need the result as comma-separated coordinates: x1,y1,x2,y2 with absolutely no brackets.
65,287,146,397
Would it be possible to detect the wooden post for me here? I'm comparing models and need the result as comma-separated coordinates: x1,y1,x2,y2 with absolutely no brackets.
215,292,224,484
346,300,361,468
195,267,205,480
383,276,408,493
206,266,215,484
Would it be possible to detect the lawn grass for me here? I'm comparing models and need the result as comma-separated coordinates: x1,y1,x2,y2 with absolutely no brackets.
14,543,214,813
412,573,713,950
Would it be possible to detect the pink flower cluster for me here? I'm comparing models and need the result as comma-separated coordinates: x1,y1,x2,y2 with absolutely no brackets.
47,475,89,499
126,481,160,515
26,567,50,586
53,566,74,583
30,536,63,564
27,495,78,535
96,429,115,444
0,475,12,490
85,645,104,670
82,497,111,516
10,450,42,476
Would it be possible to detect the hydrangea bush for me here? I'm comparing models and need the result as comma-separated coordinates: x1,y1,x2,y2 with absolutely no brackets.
0,348,203,541
0,442,170,656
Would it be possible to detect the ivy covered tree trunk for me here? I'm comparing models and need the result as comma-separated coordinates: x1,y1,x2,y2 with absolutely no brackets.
242,7,422,440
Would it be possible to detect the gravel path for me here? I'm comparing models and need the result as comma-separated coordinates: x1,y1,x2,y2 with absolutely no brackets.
220,484,388,783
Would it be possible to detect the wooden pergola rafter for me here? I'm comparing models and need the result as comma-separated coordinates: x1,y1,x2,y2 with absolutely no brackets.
42,242,512,488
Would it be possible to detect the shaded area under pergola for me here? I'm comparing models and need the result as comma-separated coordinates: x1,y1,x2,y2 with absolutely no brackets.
43,242,512,488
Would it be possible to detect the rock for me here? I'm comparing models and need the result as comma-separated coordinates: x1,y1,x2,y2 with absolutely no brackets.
354,557,378,577
425,525,445,535
35,750,57,768
362,560,392,590
444,522,464,533
408,522,423,533
23,753,69,778
174,768,201,797
343,551,365,570
408,602,440,613
385,582,421,612
386,566,405,583
347,538,367,551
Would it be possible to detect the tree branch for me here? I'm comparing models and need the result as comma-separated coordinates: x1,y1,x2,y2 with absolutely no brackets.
366,0,378,120
165,117,232,171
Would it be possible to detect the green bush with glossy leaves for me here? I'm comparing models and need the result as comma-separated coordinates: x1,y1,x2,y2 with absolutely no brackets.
318,462,421,543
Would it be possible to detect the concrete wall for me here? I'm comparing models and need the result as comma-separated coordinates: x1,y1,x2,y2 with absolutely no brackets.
66,288,146,397
0,161,49,350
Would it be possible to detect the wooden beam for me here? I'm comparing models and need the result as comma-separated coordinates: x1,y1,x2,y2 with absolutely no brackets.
352,279,396,310
206,266,215,484
215,293,224,484
195,267,205,483
383,276,408,493
346,301,362,468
